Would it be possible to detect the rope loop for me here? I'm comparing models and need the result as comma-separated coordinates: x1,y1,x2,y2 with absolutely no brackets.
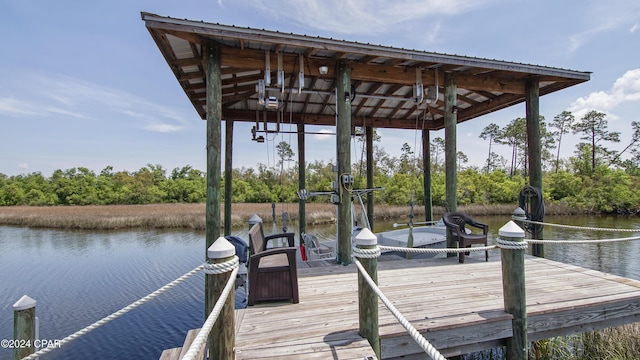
352,246,381,259
204,256,239,275
496,238,529,250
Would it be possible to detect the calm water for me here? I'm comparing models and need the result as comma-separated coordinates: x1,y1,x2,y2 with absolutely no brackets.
1,215,639,360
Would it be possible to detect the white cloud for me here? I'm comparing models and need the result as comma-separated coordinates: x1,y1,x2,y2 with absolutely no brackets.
18,163,29,170
145,123,183,133
314,128,334,140
566,1,640,54
2,72,190,132
44,106,87,119
569,68,640,118
238,0,488,35
631,23,640,33
0,97,41,116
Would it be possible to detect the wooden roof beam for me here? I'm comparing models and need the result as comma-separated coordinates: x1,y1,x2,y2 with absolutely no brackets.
220,47,526,94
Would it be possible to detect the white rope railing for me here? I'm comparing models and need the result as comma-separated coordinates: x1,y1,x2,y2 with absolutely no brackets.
528,235,640,244
182,256,239,360
378,244,497,254
21,263,206,360
354,258,446,360
519,219,640,233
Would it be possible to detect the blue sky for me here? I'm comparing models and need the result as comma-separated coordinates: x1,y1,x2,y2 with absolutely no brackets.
1,0,639,177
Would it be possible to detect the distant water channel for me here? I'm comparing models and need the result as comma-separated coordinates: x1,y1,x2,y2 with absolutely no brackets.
1,214,639,360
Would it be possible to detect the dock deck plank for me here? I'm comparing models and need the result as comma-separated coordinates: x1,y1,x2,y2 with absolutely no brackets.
232,254,640,359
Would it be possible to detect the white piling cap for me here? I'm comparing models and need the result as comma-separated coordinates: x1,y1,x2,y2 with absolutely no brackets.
248,214,262,225
208,237,236,259
13,295,36,311
355,228,378,246
499,221,525,238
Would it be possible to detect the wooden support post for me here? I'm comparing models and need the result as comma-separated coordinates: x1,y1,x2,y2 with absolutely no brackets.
444,73,457,256
422,129,432,222
356,229,380,359
224,119,233,237
206,238,236,360
366,126,375,231
205,44,222,251
336,60,352,265
525,79,544,258
204,43,223,358
499,221,528,360
13,295,36,360
298,123,306,241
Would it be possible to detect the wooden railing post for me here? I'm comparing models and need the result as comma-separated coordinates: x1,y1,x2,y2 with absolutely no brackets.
355,228,380,359
499,221,528,360
13,295,36,360
206,237,236,360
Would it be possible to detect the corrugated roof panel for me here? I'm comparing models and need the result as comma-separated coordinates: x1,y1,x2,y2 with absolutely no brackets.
166,34,193,60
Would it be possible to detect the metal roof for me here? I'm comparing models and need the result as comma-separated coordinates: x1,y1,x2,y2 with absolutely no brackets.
141,12,590,131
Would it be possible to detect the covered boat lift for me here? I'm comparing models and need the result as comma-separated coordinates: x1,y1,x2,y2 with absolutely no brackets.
141,12,590,265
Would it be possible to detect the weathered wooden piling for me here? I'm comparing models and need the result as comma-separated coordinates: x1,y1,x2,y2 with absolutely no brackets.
336,59,352,265
206,238,236,360
355,228,380,359
499,221,528,360
13,295,36,360
204,42,224,359
525,79,544,258
444,73,457,257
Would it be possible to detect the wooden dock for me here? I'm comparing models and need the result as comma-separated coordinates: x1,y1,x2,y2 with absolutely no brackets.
232,254,640,359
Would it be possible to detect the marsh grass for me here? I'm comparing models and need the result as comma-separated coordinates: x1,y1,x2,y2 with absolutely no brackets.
529,323,640,360
0,202,580,230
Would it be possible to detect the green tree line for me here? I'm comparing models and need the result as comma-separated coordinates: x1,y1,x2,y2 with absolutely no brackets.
1,110,639,214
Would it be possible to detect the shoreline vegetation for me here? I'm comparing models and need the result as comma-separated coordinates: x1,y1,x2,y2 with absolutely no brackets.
0,202,585,230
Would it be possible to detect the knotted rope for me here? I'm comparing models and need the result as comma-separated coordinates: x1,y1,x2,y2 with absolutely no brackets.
352,245,381,259
204,255,239,274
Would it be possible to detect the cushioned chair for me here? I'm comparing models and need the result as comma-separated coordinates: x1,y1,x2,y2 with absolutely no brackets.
247,223,299,306
302,233,335,261
442,212,489,263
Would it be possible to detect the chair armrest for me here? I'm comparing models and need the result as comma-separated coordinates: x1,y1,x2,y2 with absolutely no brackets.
318,242,334,250
251,246,297,260
265,232,295,247
446,223,464,238
466,219,489,235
